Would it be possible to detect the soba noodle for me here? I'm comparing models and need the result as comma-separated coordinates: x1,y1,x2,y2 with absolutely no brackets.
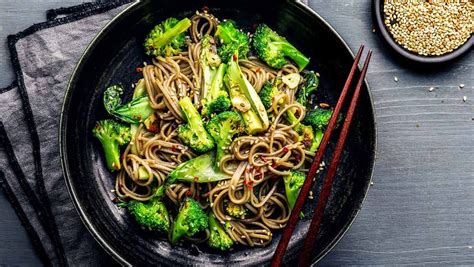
115,11,315,247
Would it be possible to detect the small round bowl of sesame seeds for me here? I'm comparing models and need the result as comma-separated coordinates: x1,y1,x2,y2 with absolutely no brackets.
374,0,473,63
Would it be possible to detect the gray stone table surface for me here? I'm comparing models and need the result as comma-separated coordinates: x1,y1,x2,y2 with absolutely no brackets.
0,0,472,265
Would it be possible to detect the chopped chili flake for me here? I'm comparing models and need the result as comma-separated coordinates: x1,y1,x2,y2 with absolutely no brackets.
259,155,267,162
282,146,289,153
171,145,177,152
148,123,159,133
136,67,143,72
186,190,193,196
271,162,278,169
255,67,261,73
232,54,238,61
294,154,301,162
243,179,254,190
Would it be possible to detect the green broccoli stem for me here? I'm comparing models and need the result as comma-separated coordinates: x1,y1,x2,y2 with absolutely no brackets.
179,97,205,130
202,64,217,99
132,79,146,99
208,64,227,100
152,18,191,50
130,124,138,155
285,108,301,128
226,55,269,134
101,139,121,171
276,42,310,70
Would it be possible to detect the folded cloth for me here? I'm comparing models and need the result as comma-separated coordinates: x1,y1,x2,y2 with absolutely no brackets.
0,1,133,265
0,0,310,266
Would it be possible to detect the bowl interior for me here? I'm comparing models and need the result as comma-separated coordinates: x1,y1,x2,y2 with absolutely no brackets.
61,0,376,265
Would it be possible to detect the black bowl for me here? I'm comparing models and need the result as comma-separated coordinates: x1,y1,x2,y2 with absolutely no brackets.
373,0,473,64
60,0,377,265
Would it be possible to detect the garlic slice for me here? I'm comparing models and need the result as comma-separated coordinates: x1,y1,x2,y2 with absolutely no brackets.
282,73,301,89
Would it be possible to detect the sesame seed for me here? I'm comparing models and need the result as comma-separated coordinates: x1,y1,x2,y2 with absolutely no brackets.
370,182,374,186
429,87,435,92
459,84,465,89
463,96,467,102
394,76,399,82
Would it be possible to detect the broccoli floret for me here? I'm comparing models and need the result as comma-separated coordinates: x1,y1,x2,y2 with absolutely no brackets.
177,97,215,153
205,93,232,116
103,85,154,124
171,198,209,244
214,20,250,62
225,202,247,219
253,24,310,70
303,108,334,130
296,71,319,106
259,80,286,110
225,52,269,134
286,110,320,152
283,171,306,209
127,198,170,232
208,213,233,251
92,119,131,171
144,17,191,57
205,111,244,163
199,36,231,116
297,124,318,152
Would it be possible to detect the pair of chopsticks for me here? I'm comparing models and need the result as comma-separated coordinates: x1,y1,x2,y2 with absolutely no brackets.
271,45,372,267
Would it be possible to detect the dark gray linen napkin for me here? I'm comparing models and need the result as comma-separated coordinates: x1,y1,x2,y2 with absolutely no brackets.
0,1,133,265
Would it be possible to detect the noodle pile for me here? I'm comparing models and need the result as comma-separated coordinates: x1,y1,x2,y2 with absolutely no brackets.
115,11,316,247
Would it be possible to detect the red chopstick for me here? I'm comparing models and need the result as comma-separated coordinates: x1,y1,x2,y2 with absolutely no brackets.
271,45,370,267
298,49,372,266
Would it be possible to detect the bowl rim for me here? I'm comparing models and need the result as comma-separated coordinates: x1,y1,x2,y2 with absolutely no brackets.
373,0,473,64
59,0,378,265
